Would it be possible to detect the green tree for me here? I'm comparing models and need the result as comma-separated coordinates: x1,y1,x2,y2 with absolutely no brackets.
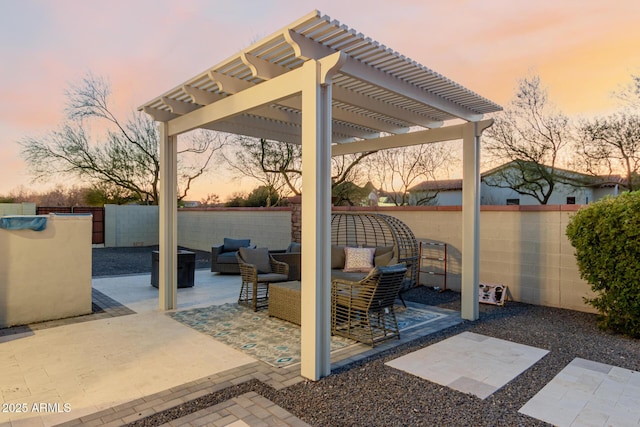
19,73,225,205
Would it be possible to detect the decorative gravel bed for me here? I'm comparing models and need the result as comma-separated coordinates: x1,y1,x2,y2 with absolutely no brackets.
92,245,211,277
123,286,639,426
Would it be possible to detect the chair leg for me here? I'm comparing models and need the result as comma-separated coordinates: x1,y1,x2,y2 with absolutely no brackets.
398,290,407,308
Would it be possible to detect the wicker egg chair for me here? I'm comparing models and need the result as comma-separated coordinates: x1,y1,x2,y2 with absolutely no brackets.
330,212,419,294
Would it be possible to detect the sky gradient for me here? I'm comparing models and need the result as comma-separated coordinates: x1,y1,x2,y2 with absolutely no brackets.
1,0,639,200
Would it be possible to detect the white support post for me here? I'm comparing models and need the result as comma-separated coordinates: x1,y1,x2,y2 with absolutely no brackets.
158,122,178,310
461,122,480,320
300,59,332,380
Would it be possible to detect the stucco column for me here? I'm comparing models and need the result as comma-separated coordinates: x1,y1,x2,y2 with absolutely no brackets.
461,122,480,320
158,122,178,310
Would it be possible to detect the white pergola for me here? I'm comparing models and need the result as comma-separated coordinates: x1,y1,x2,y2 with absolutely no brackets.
139,10,502,381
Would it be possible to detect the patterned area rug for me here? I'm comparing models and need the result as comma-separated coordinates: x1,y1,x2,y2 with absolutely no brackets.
169,303,446,367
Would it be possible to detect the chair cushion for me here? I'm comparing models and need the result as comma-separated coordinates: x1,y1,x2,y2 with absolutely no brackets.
343,247,376,273
256,273,288,282
377,263,407,274
238,247,272,273
217,252,238,263
223,238,251,252
331,269,368,282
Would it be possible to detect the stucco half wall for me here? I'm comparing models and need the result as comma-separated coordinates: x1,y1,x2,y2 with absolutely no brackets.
0,214,93,328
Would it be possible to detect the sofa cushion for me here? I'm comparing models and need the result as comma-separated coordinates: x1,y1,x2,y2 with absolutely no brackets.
331,245,346,269
224,237,251,252
239,247,272,273
374,250,394,267
343,247,375,273
286,242,302,253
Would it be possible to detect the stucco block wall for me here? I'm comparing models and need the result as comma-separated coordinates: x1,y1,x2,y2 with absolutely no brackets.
178,209,291,252
100,203,594,313
0,203,36,216
104,204,159,247
0,214,92,327
344,206,594,313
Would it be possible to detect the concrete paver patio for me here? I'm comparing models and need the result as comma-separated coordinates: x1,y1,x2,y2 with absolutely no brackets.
0,270,461,426
0,271,254,426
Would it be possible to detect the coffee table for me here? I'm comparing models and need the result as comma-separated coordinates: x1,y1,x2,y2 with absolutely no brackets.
268,281,301,325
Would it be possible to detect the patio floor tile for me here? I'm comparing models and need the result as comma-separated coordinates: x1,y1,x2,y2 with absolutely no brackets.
519,357,640,426
385,331,549,399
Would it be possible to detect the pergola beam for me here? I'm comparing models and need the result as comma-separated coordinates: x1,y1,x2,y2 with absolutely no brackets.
168,67,306,136
330,120,493,156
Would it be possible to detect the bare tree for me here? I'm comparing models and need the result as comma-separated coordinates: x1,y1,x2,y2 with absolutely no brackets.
225,137,375,204
364,143,453,206
19,73,226,205
612,73,640,110
576,112,640,191
225,137,300,204
483,74,573,204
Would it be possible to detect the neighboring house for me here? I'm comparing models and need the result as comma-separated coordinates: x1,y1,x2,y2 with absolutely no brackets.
409,161,623,206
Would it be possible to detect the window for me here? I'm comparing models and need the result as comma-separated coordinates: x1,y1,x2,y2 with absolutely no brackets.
506,198,520,205
566,197,576,205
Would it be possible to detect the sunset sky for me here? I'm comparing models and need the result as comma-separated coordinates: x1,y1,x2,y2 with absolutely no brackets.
1,0,639,201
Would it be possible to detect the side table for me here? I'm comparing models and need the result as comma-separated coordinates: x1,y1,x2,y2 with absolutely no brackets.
268,281,301,325
151,250,195,288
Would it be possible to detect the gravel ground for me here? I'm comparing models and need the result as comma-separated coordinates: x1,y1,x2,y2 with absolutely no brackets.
92,245,211,277
93,250,640,426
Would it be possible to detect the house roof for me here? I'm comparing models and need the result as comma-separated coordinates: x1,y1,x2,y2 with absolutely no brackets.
138,10,501,145
409,161,627,193
408,179,463,192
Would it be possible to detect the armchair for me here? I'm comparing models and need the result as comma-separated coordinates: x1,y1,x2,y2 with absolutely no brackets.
211,238,253,274
237,247,289,311
331,263,407,347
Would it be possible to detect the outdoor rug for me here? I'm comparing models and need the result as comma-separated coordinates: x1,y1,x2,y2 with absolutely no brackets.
169,303,448,367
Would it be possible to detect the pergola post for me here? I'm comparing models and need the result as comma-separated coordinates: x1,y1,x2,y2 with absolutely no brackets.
461,121,481,320
300,59,332,380
158,122,178,310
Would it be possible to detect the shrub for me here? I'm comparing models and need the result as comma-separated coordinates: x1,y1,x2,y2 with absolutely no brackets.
566,191,640,337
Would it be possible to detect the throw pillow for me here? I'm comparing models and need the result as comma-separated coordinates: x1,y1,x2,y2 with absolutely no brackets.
343,247,376,273
224,237,251,252
238,247,272,273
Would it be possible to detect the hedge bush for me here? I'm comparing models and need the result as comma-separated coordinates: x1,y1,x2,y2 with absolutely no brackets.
566,191,640,337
